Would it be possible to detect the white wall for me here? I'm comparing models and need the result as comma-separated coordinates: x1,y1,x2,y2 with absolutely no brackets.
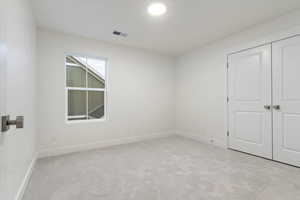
175,10,300,148
37,29,175,157
0,0,37,199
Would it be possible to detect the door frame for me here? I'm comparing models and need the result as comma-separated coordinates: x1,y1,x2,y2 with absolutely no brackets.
0,10,7,199
225,32,300,150
0,16,7,132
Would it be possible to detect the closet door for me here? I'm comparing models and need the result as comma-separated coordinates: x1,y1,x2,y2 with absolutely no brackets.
228,45,272,159
273,36,300,167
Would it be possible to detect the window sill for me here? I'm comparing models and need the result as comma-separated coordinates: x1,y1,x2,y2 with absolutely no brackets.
66,118,107,124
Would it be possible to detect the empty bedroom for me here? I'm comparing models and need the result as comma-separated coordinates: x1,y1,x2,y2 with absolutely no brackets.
1,0,300,199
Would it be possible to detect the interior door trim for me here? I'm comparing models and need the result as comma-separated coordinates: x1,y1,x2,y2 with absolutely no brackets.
227,34,300,56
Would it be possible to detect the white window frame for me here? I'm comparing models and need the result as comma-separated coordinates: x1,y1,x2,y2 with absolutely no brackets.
65,53,108,123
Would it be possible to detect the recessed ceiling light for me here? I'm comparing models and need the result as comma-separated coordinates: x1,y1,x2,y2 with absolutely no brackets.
148,3,167,16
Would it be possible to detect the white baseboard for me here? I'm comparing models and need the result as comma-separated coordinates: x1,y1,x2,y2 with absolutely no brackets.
175,130,227,149
15,154,37,200
38,131,174,158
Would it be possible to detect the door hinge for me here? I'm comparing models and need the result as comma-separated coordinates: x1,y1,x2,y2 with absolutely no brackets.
227,131,229,136
227,97,229,103
226,62,229,69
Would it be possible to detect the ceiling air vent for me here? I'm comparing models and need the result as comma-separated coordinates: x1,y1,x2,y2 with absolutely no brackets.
113,30,128,37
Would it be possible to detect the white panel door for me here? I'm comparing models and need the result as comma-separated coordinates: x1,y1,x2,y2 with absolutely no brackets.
228,45,272,159
1,2,35,199
273,36,300,167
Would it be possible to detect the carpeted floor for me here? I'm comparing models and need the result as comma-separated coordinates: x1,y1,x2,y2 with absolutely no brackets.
23,136,300,200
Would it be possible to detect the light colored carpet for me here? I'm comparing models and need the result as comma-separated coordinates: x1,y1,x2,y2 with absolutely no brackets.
23,136,300,200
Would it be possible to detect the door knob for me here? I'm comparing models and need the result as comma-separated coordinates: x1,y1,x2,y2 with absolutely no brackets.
1,115,24,132
264,105,271,110
273,105,280,110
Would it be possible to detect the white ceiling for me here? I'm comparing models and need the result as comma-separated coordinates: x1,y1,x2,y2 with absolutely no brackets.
32,0,300,56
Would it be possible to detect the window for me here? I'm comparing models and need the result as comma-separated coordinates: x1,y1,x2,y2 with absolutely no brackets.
66,54,107,121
